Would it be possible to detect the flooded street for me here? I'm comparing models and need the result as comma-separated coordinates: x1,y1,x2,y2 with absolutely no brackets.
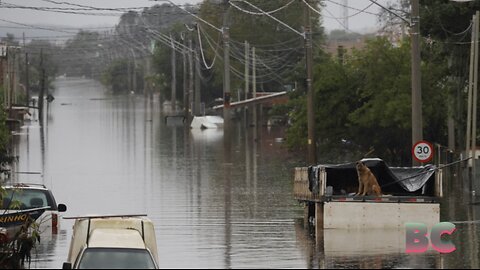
9,78,480,268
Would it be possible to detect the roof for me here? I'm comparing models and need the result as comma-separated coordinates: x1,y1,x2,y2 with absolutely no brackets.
88,229,146,249
4,183,48,191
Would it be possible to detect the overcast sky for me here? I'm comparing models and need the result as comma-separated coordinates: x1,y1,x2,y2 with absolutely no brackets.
0,0,390,37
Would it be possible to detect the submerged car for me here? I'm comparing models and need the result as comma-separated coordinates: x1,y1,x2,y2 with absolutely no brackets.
1,183,67,235
62,215,159,269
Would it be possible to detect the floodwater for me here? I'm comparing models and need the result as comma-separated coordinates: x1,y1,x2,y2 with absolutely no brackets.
8,78,480,268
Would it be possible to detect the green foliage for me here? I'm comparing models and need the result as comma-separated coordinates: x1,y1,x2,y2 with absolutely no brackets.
418,0,480,150
285,37,450,165
151,27,185,101
328,30,366,42
57,31,102,78
18,39,60,95
101,59,129,94
196,0,324,103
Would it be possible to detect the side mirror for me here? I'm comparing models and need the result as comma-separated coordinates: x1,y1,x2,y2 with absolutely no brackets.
58,204,67,213
62,262,72,269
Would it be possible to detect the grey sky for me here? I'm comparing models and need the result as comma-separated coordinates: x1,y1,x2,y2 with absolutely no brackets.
0,0,389,36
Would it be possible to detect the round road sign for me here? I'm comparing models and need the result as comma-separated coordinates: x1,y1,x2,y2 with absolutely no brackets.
412,141,434,163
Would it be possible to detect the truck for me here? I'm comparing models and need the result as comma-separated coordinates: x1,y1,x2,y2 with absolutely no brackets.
294,158,443,230
62,215,159,269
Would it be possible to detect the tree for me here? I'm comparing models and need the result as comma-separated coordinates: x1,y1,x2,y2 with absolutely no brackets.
285,36,450,165
100,59,129,94
196,0,324,102
377,0,480,152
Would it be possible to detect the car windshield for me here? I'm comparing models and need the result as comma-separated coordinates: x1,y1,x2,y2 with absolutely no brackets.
77,248,156,269
1,189,55,210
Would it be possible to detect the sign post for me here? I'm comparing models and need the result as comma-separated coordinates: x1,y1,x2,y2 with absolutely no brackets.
412,141,434,164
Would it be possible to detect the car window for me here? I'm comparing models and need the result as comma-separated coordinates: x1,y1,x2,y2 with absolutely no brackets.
77,248,156,269
1,189,56,210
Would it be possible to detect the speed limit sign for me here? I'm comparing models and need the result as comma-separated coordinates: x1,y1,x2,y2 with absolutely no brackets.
412,141,434,163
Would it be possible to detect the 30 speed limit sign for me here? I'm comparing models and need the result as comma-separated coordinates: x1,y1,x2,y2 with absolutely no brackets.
412,141,434,163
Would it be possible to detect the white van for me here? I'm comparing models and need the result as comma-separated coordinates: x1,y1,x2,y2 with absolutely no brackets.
62,215,159,269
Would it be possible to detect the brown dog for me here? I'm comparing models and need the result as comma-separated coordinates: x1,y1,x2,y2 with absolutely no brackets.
355,161,382,196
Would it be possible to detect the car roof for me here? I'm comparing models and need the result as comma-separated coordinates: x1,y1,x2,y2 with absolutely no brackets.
88,229,146,249
3,184,48,191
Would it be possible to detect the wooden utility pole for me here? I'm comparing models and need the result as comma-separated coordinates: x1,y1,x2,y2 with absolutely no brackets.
304,1,317,165
411,0,423,166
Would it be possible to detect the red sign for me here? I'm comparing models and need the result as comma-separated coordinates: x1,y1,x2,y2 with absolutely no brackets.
412,141,434,163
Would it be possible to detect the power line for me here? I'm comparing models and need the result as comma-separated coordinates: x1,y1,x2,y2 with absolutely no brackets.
0,18,77,34
228,0,296,16
326,0,378,16
231,0,304,39
153,0,222,33
197,25,217,70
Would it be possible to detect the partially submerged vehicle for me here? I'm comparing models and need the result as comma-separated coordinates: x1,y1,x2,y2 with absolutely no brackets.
62,215,159,269
1,184,67,238
190,116,224,129
294,158,442,229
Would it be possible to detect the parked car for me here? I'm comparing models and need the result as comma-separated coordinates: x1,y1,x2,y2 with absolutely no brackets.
1,183,67,236
62,215,159,269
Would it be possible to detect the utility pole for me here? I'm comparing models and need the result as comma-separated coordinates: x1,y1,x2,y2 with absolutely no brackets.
13,49,18,106
342,0,349,31
188,39,194,121
411,0,423,166
195,48,201,116
222,0,232,163
25,52,29,107
39,50,45,123
467,14,475,164
244,41,249,127
223,1,231,132
23,32,30,107
252,46,257,135
127,53,131,93
170,36,177,113
304,0,317,165
239,0,317,163
472,11,479,182
182,35,188,118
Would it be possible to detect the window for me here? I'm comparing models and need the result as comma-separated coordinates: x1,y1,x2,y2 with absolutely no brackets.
1,189,56,210
78,248,156,269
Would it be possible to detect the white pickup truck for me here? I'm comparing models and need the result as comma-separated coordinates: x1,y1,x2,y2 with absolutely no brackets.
62,215,159,269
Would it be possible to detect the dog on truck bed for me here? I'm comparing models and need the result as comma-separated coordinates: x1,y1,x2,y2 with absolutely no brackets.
355,161,382,196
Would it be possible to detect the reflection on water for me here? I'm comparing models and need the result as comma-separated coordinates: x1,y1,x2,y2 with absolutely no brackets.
9,78,480,268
